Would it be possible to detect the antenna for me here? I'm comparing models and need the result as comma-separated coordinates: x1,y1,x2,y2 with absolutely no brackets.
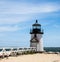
36,20,38,23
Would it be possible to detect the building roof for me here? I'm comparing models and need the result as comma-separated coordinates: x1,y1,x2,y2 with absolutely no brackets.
32,20,41,26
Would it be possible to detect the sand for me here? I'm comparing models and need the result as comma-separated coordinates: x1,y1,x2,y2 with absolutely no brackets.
0,53,60,62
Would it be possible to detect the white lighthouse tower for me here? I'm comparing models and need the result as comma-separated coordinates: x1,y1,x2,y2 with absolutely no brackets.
30,20,44,52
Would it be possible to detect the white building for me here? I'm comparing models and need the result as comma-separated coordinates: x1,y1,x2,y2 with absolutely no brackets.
30,20,44,52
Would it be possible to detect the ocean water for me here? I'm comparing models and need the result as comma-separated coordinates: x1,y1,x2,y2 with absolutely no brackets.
44,47,60,52
0,47,60,52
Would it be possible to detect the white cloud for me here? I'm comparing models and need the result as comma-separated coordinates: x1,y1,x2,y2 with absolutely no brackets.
0,1,60,32
0,2,59,25
0,24,29,32
0,14,33,24
0,25,19,32
0,3,60,14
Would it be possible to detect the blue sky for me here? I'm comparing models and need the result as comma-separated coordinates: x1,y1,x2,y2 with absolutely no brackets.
0,0,60,47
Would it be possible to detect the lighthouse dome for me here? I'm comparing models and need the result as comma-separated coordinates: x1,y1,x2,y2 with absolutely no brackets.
32,20,41,26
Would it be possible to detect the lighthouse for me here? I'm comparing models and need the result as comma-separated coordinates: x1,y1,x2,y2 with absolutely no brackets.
30,20,44,52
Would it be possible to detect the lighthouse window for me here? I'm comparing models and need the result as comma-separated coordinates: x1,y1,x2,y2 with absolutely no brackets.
33,26,40,29
34,34,36,37
33,26,36,29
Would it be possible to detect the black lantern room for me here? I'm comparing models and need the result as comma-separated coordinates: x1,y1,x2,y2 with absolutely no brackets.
30,20,44,34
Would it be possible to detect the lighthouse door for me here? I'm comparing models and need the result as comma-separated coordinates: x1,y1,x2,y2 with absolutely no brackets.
31,43,37,48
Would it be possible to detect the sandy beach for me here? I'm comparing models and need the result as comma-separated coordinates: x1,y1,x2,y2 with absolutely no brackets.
0,53,60,62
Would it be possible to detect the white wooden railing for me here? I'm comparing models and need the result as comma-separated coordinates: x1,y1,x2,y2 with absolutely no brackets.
0,47,36,58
